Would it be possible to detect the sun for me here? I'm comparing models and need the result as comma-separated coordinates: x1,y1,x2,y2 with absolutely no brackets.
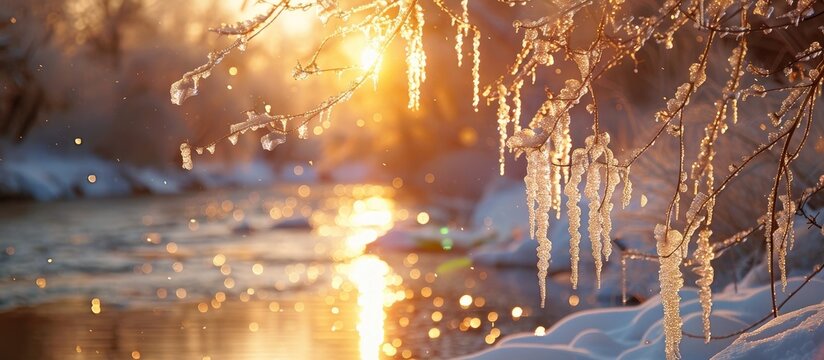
359,46,382,70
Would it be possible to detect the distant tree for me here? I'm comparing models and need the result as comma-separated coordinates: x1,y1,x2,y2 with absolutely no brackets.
0,18,49,140
171,1,824,358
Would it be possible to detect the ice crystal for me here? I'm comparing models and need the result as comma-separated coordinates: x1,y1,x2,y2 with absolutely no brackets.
317,0,338,24
298,123,309,140
180,142,193,170
261,132,287,151
170,76,199,106
228,133,239,145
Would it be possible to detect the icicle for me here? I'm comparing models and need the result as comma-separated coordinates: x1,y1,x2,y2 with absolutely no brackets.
534,148,552,308
525,148,552,307
775,194,797,291
454,0,469,67
525,150,538,239
565,149,587,289
731,98,738,124
764,191,775,286
180,142,193,170
512,80,523,133
694,228,714,343
402,3,427,110
585,161,603,287
228,133,240,145
455,28,464,67
600,145,619,260
496,83,511,176
655,224,684,360
471,30,481,112
684,192,708,254
621,255,627,305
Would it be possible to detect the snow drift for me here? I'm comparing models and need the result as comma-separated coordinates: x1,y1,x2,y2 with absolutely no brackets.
461,274,824,360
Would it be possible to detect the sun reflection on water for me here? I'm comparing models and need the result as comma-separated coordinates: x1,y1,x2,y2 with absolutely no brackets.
341,256,393,360
331,187,403,359
313,187,397,258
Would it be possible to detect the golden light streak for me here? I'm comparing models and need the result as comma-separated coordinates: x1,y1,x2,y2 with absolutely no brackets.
342,256,396,360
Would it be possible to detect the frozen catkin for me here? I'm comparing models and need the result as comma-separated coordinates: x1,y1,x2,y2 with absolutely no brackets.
693,229,714,343
656,224,685,360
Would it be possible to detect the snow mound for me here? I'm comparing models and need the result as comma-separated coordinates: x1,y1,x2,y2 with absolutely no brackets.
712,303,824,360
461,275,824,360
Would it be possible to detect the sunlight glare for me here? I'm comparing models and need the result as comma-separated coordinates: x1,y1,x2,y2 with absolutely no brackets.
359,46,382,70
343,256,396,360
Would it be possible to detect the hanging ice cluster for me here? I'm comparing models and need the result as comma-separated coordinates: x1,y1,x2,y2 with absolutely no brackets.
401,2,427,110
506,79,632,304
172,0,487,170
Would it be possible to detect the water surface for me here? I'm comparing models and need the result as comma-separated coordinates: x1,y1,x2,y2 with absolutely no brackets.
0,185,588,359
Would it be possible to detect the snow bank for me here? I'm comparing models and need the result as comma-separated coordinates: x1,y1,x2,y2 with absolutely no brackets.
369,225,496,252
370,179,603,273
0,142,301,200
713,303,824,360
469,179,595,270
461,274,824,360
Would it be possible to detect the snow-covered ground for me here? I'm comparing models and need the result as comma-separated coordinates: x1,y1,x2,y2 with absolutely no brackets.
0,142,318,200
461,273,824,360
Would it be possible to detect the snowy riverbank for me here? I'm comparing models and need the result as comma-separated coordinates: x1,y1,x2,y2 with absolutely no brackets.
462,273,824,360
